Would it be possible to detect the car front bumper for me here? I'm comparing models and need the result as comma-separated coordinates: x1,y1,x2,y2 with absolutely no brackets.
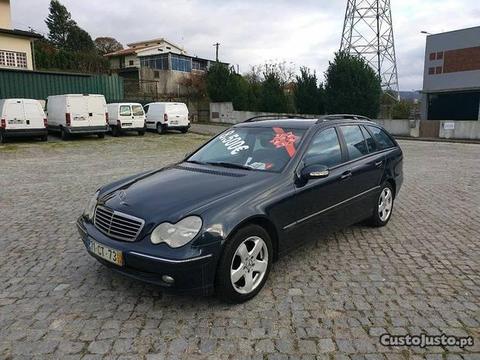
1,128,48,138
77,217,218,295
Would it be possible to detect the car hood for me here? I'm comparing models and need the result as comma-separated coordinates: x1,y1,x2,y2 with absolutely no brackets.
99,163,272,225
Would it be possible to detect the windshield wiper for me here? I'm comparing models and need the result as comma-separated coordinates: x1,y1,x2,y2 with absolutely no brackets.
184,160,206,165
206,161,252,171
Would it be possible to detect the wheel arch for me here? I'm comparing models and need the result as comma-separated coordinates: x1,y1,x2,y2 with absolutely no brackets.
386,178,396,199
225,215,280,262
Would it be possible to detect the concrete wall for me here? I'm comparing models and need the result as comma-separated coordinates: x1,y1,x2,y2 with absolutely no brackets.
0,0,11,29
210,103,480,140
0,34,34,70
210,102,320,124
139,67,192,96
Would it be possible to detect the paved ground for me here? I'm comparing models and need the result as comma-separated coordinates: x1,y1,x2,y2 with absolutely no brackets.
0,131,479,360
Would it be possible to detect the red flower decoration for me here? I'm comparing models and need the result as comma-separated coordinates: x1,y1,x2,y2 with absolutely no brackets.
270,127,299,157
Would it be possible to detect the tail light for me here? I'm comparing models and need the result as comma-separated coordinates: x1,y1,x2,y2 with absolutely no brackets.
43,118,48,128
66,113,71,127
164,113,168,122
105,113,109,124
1,119,5,128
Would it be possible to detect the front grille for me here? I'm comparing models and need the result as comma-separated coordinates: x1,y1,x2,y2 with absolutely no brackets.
93,205,145,242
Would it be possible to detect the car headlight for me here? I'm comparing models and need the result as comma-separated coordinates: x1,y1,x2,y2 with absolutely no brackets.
151,216,202,248
84,191,99,220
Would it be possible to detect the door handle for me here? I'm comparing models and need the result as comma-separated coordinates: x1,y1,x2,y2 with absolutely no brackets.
340,171,352,180
374,160,383,167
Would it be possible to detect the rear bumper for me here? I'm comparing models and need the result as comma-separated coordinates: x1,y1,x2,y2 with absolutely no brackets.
77,217,217,295
49,125,109,134
116,126,145,132
1,128,47,138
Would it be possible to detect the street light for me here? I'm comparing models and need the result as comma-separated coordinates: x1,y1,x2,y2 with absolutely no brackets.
420,31,432,35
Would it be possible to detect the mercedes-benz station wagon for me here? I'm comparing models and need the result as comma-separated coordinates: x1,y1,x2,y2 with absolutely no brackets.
77,115,403,302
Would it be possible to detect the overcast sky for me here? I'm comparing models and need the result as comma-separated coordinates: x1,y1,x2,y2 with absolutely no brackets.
10,0,480,90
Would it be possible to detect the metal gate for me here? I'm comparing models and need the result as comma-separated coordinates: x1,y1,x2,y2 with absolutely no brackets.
419,121,440,138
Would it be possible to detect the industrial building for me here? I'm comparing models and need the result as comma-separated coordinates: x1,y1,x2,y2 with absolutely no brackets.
421,26,480,120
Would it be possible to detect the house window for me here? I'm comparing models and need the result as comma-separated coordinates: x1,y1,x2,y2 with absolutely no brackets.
129,60,134,66
192,60,207,71
436,52,444,60
171,54,191,72
435,66,443,74
140,54,169,70
0,50,28,69
429,53,436,61
154,71,159,78
428,67,435,75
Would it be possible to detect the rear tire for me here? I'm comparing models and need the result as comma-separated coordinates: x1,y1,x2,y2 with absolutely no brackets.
216,224,272,303
0,132,5,144
138,130,145,136
368,182,394,227
97,133,105,139
181,127,189,134
40,135,48,142
60,127,69,141
111,126,120,137
156,123,166,134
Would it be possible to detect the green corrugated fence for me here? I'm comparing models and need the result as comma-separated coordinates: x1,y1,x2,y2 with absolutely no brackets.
0,69,124,102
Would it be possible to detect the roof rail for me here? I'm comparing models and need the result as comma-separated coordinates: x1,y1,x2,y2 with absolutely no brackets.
243,115,308,123
316,114,371,123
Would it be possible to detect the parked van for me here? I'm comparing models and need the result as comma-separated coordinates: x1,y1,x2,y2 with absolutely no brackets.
107,103,146,136
0,99,48,143
46,94,108,140
144,102,190,134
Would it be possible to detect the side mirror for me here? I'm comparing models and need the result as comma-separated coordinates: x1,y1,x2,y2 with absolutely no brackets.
300,164,329,180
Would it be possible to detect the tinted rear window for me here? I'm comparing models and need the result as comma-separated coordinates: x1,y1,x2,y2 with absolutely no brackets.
340,125,368,160
366,126,395,150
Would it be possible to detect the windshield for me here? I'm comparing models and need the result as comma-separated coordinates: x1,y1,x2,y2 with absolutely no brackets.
187,126,306,172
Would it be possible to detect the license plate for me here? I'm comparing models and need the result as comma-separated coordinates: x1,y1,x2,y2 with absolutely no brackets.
171,121,178,125
74,116,86,121
89,239,124,266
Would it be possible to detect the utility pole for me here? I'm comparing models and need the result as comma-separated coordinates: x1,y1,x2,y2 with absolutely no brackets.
340,0,400,100
213,42,220,62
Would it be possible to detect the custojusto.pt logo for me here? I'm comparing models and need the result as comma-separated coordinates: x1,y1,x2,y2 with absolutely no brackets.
380,333,474,348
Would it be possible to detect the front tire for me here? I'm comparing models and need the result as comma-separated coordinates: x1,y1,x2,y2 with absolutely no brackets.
216,224,272,303
111,126,120,137
97,133,105,139
369,183,394,227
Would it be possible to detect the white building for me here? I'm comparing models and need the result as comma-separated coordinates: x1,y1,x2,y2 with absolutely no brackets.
421,26,480,120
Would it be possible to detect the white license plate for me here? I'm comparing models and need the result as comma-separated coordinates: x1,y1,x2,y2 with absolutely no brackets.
89,239,124,266
171,121,178,125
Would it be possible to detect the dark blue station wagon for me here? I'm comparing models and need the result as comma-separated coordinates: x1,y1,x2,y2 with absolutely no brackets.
77,115,403,302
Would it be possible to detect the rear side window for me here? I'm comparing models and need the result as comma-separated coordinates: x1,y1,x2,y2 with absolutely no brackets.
304,127,342,167
119,105,131,116
144,105,149,114
340,125,368,160
366,126,395,150
360,126,378,153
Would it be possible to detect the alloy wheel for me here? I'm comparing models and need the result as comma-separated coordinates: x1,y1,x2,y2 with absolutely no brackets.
378,187,393,222
230,236,268,294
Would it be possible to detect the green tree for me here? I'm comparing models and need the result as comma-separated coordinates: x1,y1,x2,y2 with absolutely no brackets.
94,37,123,56
259,70,290,113
65,25,95,52
205,63,236,102
324,52,382,118
294,67,324,114
45,0,76,48
392,100,413,119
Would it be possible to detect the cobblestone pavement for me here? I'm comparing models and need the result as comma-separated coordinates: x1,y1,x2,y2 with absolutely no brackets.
0,132,479,359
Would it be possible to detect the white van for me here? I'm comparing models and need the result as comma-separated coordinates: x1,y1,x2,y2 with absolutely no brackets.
107,103,146,136
0,99,48,143
46,94,108,140
144,102,190,134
